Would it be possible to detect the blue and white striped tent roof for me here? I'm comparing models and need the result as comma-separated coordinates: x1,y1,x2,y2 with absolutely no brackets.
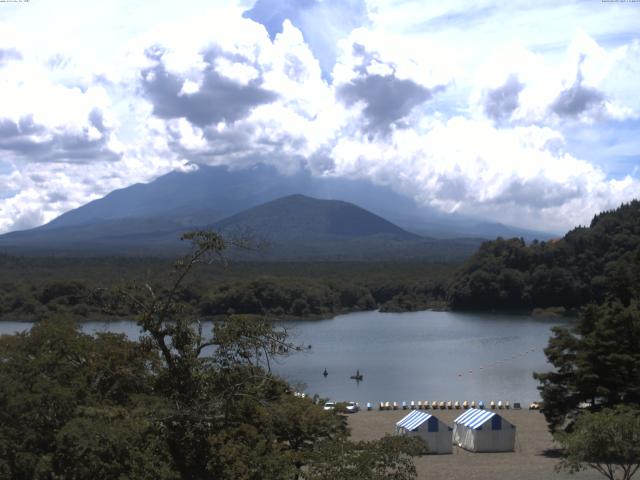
396,410,433,431
454,408,498,429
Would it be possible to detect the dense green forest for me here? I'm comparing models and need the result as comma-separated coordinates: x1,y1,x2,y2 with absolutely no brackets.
0,233,425,479
449,200,640,311
0,255,453,322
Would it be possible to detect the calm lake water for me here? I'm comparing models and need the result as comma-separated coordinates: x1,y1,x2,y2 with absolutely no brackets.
0,310,568,405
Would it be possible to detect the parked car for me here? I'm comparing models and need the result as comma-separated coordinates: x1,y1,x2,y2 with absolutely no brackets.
345,401,359,413
323,401,336,411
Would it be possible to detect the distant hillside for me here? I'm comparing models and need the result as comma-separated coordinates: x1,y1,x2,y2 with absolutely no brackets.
213,194,418,240
207,194,480,261
206,194,456,260
0,194,481,261
17,163,552,242
448,200,640,310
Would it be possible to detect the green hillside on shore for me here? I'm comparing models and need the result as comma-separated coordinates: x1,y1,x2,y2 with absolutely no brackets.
448,200,640,311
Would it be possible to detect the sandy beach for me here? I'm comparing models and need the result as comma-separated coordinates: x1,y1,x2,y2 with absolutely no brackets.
347,408,602,480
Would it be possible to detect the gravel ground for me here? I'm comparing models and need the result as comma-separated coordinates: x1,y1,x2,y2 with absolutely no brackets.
347,408,602,480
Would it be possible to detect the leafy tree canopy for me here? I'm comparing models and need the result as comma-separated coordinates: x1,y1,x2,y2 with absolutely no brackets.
534,299,640,432
0,231,422,480
555,406,640,480
449,200,640,311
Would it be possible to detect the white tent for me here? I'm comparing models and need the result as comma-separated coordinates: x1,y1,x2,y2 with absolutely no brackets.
395,410,452,454
452,408,516,452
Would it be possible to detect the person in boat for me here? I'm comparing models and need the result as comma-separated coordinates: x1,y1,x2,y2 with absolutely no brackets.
323,368,328,377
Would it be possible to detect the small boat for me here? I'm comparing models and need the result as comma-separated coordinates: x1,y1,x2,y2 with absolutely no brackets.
323,368,328,377
350,369,363,381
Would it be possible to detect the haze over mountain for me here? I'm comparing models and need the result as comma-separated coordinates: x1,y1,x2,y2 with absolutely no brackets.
33,164,551,235
0,188,483,260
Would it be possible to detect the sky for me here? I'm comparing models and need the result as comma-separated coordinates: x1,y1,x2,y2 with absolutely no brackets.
0,0,639,234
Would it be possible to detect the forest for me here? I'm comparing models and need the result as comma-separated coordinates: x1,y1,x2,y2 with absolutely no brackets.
1,204,640,478
2,201,640,324
0,232,426,479
0,255,453,322
448,200,640,311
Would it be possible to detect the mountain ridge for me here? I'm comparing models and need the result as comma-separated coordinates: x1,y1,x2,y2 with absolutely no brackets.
30,164,553,241
0,193,481,260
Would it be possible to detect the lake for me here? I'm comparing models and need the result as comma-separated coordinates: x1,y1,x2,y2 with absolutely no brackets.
0,310,567,405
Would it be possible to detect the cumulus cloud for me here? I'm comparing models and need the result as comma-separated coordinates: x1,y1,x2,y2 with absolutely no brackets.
326,116,640,231
134,16,342,175
0,2,639,235
335,42,442,135
141,45,278,127
473,33,636,125
0,48,22,66
550,66,605,119
482,74,524,123
244,0,369,77
0,112,121,164
332,29,453,136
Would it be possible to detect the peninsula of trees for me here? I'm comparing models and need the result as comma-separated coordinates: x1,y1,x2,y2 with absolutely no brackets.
448,200,640,311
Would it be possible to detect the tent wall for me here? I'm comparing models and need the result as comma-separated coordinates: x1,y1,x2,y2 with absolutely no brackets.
396,412,452,454
452,412,516,452
404,427,452,454
474,423,516,452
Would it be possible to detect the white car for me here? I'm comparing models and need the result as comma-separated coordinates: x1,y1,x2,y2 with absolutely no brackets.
345,401,359,413
323,401,336,411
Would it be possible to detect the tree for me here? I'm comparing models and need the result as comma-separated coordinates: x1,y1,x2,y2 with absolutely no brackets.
304,436,425,480
534,299,640,432
0,231,424,479
555,406,640,480
0,318,159,480
105,231,422,479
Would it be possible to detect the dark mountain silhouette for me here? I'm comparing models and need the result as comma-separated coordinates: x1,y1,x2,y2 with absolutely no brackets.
212,194,418,240
0,193,480,260
0,163,552,258
34,164,552,240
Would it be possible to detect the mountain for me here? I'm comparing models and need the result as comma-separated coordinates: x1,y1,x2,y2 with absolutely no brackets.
35,164,554,241
0,163,554,258
212,194,418,240
207,194,439,260
0,193,481,260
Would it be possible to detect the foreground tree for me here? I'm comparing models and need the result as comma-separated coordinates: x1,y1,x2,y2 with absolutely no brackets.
534,298,640,432
0,319,163,479
555,407,640,480
304,436,425,480
1,231,422,479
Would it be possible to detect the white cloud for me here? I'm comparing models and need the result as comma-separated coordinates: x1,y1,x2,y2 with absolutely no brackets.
470,33,637,125
0,1,638,235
